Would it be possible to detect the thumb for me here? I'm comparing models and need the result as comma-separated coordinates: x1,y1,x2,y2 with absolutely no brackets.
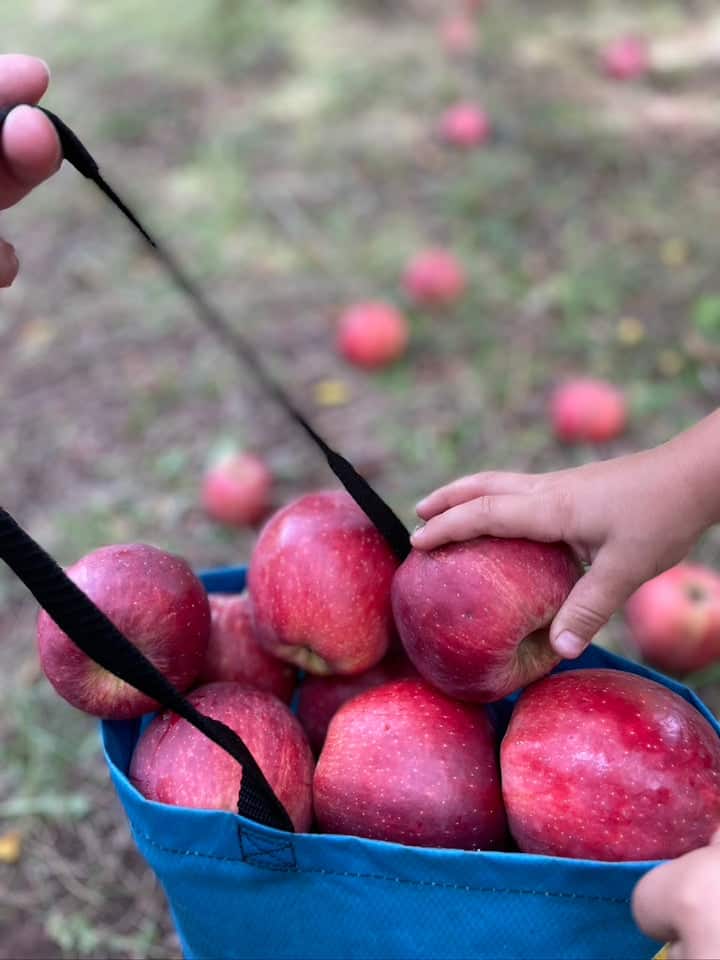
550,551,635,659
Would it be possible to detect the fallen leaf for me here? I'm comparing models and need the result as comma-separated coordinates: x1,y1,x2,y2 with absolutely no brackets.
0,830,23,865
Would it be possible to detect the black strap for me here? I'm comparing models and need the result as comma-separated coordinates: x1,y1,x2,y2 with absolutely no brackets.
0,103,412,831
0,505,294,832
1,105,411,564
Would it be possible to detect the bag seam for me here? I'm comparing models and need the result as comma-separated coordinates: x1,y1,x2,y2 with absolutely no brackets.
133,828,630,904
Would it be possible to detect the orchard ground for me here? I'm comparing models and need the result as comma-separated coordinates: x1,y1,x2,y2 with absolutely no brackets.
3,0,720,956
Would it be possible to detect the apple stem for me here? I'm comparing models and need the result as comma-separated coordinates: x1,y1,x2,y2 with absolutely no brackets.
0,505,294,832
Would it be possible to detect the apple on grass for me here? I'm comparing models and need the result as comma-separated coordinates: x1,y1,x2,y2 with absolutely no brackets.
501,668,720,861
625,564,720,675
439,14,477,56
439,103,490,149
392,537,580,702
402,249,466,309
313,677,507,850
549,378,627,444
202,451,272,527
37,543,211,719
297,653,416,754
249,490,400,676
198,593,297,702
601,36,650,81
130,681,314,832
336,301,409,369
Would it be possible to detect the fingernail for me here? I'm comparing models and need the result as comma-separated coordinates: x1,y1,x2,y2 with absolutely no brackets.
416,497,428,513
553,631,586,659
38,58,51,80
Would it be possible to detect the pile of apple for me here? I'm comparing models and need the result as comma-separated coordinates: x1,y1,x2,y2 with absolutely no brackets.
37,490,720,857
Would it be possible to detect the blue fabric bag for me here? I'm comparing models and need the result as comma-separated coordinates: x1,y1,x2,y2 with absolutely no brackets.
102,565,718,960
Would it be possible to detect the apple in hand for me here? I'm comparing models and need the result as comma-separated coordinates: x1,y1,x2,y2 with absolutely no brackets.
625,564,720,675
392,537,580,702
249,490,400,675
130,681,314,831
314,677,507,849
37,543,211,719
501,668,720,860
202,451,272,527
297,654,416,754
336,301,409,369
439,103,490,148
198,593,297,702
402,249,466,308
550,378,627,444
601,36,650,81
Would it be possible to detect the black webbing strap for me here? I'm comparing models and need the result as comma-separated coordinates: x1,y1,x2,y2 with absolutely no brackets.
19,106,412,564
0,505,294,832
0,103,412,831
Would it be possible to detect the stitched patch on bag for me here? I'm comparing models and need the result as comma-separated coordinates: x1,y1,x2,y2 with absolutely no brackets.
238,827,298,870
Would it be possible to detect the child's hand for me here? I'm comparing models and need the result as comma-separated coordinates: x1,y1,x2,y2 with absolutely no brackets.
632,830,720,960
412,413,720,659
1,54,60,287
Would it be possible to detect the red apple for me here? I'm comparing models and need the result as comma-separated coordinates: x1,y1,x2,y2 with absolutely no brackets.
501,668,720,860
402,249,467,308
439,103,490,148
201,451,272,527
314,677,507,849
129,681,314,831
336,301,409,369
249,490,400,675
297,653,416,754
198,593,297,701
392,537,581,702
550,378,627,443
37,543,211,719
439,14,477,56
625,564,720,675
601,36,650,81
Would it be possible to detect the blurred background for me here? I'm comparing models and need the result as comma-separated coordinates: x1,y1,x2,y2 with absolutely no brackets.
2,0,720,956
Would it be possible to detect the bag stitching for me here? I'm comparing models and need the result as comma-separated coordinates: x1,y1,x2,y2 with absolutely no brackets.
240,831,297,868
134,828,630,904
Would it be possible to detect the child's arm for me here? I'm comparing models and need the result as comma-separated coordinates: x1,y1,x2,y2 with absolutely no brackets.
632,829,720,960
1,54,60,287
411,409,720,659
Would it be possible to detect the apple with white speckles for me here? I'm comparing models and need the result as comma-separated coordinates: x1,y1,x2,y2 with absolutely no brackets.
129,681,314,831
392,537,581,702
313,677,507,849
625,564,720,676
501,668,720,860
198,593,297,702
248,490,400,675
297,653,416,754
37,543,211,719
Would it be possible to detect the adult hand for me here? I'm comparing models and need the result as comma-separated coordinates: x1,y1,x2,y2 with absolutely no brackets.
1,54,60,287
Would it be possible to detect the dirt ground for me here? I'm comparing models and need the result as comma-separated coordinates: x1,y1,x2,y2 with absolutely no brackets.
2,1,720,956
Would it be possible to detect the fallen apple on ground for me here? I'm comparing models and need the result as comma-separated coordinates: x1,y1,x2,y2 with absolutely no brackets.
130,681,314,831
402,249,466,308
625,564,720,675
198,593,297,702
501,668,720,861
439,103,490,148
297,653,416,754
313,677,507,849
37,543,211,719
550,378,627,444
601,35,650,81
439,14,477,56
392,537,580,702
201,451,273,527
249,490,400,675
336,301,409,369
